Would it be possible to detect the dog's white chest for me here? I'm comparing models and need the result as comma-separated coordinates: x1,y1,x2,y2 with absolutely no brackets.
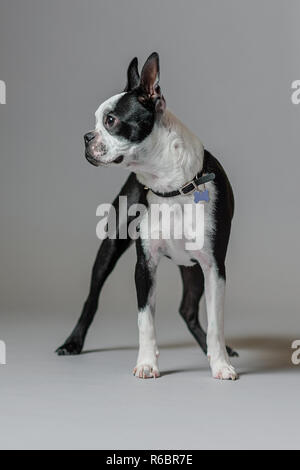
139,185,216,268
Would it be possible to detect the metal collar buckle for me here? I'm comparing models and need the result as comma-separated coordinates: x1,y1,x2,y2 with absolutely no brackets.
179,180,198,195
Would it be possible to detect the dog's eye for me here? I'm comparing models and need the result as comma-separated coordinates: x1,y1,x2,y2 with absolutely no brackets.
104,114,117,129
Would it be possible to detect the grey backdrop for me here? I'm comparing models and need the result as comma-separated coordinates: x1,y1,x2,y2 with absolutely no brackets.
0,0,299,450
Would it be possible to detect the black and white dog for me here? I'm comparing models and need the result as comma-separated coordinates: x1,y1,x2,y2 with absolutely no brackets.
56,53,238,380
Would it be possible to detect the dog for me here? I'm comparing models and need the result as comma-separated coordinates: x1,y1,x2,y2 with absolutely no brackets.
56,53,238,380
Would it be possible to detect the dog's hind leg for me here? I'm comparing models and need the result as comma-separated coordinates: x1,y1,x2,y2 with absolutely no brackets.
56,173,147,356
179,264,238,357
179,264,207,353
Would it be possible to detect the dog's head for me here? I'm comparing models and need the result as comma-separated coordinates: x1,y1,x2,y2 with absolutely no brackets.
84,52,166,167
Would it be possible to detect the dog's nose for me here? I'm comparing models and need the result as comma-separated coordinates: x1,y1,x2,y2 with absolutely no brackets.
84,131,97,144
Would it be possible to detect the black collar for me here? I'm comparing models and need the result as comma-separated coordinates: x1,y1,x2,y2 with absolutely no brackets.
145,170,215,198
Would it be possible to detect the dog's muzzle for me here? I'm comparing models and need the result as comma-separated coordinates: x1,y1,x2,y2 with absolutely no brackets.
84,131,124,166
84,130,108,166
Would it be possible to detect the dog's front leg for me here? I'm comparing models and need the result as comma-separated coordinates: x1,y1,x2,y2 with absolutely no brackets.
56,173,148,356
133,237,160,379
204,263,238,380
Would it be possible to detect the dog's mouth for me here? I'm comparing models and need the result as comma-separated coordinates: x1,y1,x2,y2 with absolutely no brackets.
85,153,124,166
85,152,101,166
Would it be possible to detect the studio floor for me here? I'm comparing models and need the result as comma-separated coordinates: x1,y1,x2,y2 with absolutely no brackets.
0,311,299,450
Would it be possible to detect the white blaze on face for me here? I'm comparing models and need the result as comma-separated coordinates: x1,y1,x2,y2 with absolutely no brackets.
93,92,133,163
94,92,125,132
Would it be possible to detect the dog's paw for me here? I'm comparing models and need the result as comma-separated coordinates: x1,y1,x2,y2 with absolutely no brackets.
133,363,160,379
211,361,238,381
55,340,83,356
226,345,239,357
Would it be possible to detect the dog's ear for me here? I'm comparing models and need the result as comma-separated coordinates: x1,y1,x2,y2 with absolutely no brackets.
140,52,160,96
140,52,166,113
124,57,140,92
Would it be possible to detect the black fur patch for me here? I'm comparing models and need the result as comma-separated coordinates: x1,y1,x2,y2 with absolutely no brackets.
106,89,156,143
135,236,153,310
203,150,234,279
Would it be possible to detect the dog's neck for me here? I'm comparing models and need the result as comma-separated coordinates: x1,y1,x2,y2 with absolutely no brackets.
133,110,204,193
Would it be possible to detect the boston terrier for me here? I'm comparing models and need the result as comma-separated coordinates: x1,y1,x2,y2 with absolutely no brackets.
56,53,238,380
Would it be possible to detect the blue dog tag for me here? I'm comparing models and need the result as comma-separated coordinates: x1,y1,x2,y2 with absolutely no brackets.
194,189,209,203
